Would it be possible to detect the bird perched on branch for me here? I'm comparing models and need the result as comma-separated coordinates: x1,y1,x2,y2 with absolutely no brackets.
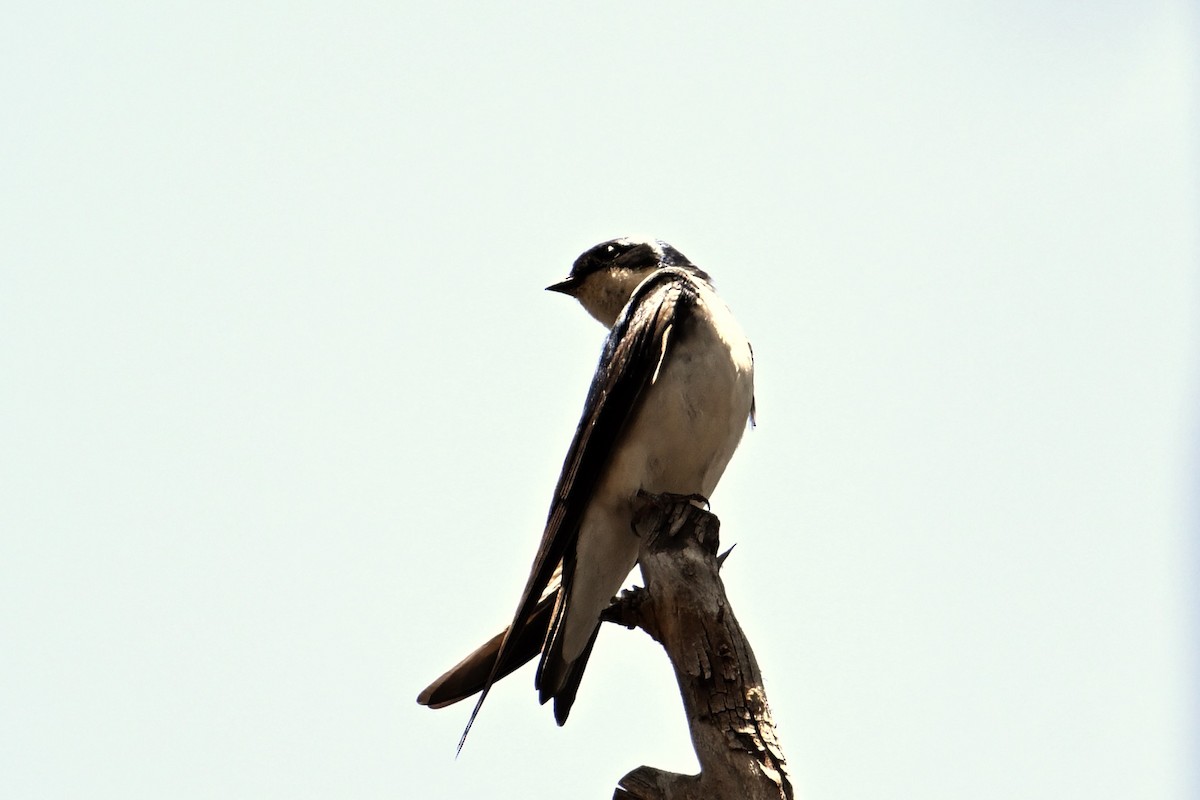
417,236,756,750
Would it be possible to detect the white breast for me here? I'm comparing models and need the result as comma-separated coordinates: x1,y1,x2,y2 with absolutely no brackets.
609,282,753,497
558,283,754,661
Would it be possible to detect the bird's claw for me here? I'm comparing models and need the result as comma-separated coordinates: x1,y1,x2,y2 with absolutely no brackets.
631,490,711,536
635,489,710,510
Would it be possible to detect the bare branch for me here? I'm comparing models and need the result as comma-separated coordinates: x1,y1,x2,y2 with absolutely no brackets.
611,496,793,800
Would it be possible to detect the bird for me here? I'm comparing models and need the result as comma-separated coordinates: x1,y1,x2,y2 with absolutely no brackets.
417,236,756,749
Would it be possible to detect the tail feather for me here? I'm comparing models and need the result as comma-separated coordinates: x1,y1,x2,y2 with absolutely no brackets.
534,582,601,726
417,560,607,739
551,624,601,725
416,590,557,709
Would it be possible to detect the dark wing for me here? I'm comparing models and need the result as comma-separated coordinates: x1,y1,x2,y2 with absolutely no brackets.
454,268,701,750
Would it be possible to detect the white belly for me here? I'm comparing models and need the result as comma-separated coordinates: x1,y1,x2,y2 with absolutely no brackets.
561,289,755,660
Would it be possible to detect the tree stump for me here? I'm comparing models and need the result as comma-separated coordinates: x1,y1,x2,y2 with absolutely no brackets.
603,496,793,800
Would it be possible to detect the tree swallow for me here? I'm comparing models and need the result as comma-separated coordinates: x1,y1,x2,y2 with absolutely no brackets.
418,236,756,748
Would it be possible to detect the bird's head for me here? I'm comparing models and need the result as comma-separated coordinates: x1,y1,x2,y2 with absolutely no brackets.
547,236,709,327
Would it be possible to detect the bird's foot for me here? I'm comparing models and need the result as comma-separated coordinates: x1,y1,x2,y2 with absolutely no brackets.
636,489,710,510
630,490,710,536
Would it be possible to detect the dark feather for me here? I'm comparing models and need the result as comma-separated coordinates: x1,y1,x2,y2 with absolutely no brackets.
454,268,702,750
416,587,558,709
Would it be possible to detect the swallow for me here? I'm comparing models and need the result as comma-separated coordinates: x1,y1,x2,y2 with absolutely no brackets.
418,236,756,749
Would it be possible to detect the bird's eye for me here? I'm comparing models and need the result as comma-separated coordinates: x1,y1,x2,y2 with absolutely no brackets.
597,242,626,262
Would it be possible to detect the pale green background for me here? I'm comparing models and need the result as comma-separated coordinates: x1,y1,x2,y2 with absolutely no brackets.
2,2,1197,799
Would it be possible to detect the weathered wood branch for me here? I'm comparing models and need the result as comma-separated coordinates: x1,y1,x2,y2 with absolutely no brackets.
602,496,793,800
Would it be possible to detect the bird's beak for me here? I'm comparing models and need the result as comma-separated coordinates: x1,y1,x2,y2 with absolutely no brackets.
545,277,579,295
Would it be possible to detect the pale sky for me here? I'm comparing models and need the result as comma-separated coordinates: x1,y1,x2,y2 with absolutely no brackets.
2,3,1197,799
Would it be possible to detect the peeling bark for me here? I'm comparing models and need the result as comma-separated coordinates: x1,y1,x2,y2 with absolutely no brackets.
603,497,793,800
